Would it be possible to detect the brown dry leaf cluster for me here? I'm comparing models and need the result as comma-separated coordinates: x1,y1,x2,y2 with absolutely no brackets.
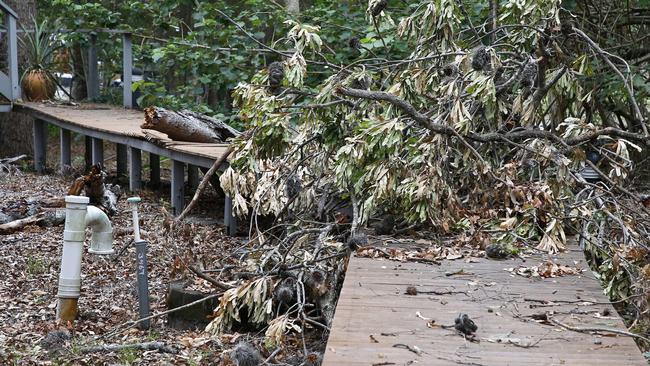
506,260,584,279
356,241,483,265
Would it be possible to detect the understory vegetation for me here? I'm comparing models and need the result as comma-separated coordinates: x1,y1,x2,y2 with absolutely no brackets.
22,0,650,360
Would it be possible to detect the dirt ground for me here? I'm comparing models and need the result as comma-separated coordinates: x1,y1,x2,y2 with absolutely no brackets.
0,169,281,365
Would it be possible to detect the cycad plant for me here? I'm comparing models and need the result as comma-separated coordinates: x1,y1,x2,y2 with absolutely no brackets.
19,17,60,101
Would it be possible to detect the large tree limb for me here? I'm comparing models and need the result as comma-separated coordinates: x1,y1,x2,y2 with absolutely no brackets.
335,86,650,146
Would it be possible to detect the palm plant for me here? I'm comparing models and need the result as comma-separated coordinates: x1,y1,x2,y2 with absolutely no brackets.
19,17,61,101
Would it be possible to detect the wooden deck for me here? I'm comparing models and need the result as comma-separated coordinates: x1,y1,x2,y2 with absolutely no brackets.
14,102,230,168
323,243,647,365
13,102,236,227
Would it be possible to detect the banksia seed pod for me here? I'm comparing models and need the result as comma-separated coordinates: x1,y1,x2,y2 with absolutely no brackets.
520,58,538,88
273,277,297,306
454,314,478,335
370,0,388,18
471,46,490,71
347,232,368,250
268,61,284,89
349,36,361,50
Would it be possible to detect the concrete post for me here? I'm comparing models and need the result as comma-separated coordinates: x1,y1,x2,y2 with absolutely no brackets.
33,119,47,174
60,129,71,172
224,196,237,236
129,147,142,191
116,144,128,177
91,138,103,166
149,153,160,187
188,164,199,190
171,160,185,215
84,136,92,171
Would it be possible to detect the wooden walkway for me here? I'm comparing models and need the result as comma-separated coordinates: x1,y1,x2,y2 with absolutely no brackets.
323,242,647,365
13,102,236,231
14,102,230,167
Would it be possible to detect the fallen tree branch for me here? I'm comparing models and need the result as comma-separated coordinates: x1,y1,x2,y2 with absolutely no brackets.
335,86,650,146
0,213,45,234
97,292,222,341
188,264,234,291
176,130,253,222
550,318,650,343
80,341,177,354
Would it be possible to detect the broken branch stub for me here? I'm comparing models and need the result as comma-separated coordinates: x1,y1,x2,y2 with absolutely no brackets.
142,107,240,143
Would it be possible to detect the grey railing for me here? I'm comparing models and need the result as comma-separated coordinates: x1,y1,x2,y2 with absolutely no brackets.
0,0,133,109
85,30,133,108
0,0,20,104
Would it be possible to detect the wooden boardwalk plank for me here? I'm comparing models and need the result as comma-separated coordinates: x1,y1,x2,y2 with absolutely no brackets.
323,244,646,366
14,102,230,168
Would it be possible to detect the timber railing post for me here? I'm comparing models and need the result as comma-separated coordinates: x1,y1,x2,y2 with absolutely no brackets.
122,33,132,108
87,33,99,100
6,11,19,100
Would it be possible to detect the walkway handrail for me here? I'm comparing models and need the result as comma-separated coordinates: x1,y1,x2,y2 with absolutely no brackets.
85,31,133,109
0,0,20,102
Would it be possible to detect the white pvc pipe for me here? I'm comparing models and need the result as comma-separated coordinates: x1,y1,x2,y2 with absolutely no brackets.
86,205,114,254
58,196,114,300
58,196,89,299
127,197,141,242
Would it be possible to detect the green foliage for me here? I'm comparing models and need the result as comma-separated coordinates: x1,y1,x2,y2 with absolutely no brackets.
19,17,60,74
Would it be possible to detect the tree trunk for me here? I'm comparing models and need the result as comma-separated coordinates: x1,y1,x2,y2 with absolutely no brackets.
285,0,300,14
0,0,37,158
70,45,87,100
142,107,240,143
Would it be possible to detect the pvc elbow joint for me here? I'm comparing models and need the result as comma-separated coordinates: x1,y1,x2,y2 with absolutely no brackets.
86,205,114,255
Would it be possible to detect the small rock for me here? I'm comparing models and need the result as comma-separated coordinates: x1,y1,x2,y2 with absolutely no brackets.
40,329,70,353
229,342,262,366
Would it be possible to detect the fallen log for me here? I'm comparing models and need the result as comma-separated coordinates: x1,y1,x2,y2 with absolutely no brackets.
0,209,67,234
68,164,121,216
0,213,45,234
142,107,240,143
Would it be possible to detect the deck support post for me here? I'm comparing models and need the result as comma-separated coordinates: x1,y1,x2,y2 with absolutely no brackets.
116,144,127,177
129,147,142,192
84,136,92,171
122,33,133,108
33,119,47,174
171,160,185,215
87,34,99,100
224,196,237,236
149,153,160,187
60,129,71,172
187,164,199,190
91,138,103,166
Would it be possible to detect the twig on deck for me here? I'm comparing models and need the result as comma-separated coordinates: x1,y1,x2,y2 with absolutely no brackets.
550,318,650,343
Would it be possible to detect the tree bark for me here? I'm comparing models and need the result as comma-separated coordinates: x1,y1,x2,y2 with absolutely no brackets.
142,107,240,143
285,0,300,14
0,0,37,158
